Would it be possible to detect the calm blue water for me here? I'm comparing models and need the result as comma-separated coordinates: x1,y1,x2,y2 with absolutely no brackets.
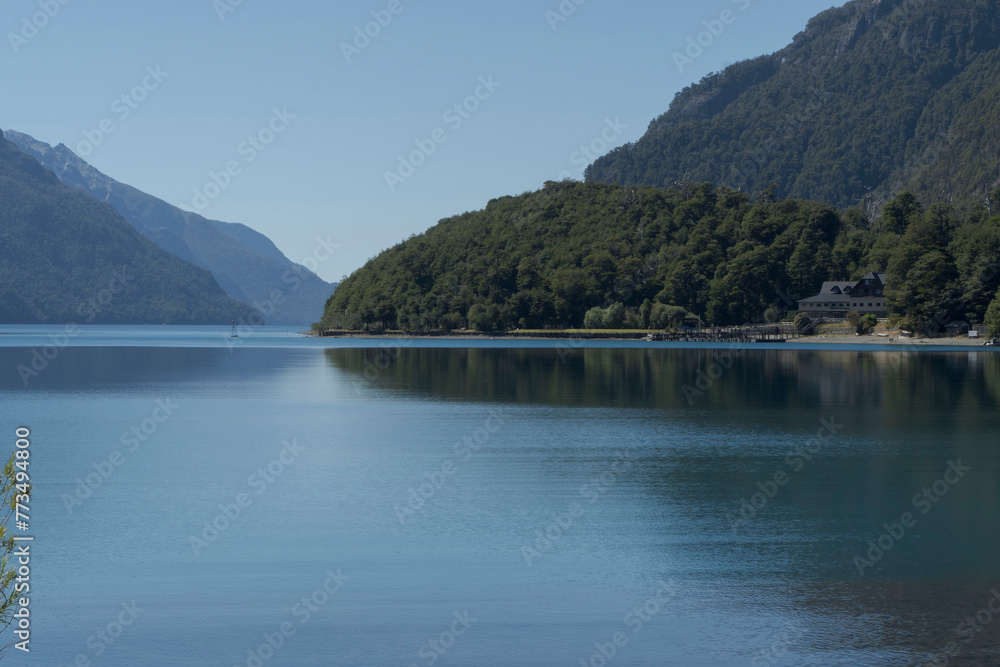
1,326,998,666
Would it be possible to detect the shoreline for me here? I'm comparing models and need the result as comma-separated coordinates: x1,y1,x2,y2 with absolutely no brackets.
786,334,990,347
311,330,996,347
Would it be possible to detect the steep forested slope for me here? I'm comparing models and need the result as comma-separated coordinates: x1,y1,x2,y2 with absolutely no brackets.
5,131,336,324
586,0,1000,213
0,132,255,324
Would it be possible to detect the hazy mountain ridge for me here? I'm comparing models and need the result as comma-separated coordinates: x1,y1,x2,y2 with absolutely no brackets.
0,131,256,324
4,130,336,324
586,0,1000,212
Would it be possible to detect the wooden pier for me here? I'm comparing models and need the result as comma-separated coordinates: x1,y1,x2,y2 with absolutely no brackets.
648,325,797,343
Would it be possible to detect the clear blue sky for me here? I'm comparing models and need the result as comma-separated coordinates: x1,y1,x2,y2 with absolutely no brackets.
1,0,845,283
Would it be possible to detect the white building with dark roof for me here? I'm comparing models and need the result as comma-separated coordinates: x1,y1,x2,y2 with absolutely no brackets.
797,272,888,319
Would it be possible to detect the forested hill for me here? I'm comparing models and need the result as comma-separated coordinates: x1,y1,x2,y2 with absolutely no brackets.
320,181,1000,332
585,0,1000,213
0,131,256,324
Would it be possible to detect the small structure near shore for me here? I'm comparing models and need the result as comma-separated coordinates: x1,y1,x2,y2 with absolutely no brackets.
797,272,888,320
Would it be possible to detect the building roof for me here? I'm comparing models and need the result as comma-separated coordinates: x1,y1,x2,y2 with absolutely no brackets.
797,273,887,305
798,282,859,303
821,282,857,295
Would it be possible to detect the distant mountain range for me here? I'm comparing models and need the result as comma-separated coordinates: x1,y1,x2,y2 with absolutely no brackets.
0,130,256,325
586,0,1000,213
5,130,336,325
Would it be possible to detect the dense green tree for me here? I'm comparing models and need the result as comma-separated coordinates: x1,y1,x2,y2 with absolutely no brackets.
706,245,782,325
888,248,961,334
550,268,598,326
603,303,626,329
986,288,1000,337
649,304,690,331
583,302,636,330
950,215,1000,320
881,193,923,236
858,314,878,335
583,307,604,330
639,299,652,329
467,303,501,331
322,181,1000,333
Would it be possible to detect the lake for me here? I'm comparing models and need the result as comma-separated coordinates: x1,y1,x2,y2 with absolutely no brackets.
1,326,998,666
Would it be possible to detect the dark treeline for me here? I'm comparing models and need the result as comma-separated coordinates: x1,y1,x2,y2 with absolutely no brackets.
321,181,1000,334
